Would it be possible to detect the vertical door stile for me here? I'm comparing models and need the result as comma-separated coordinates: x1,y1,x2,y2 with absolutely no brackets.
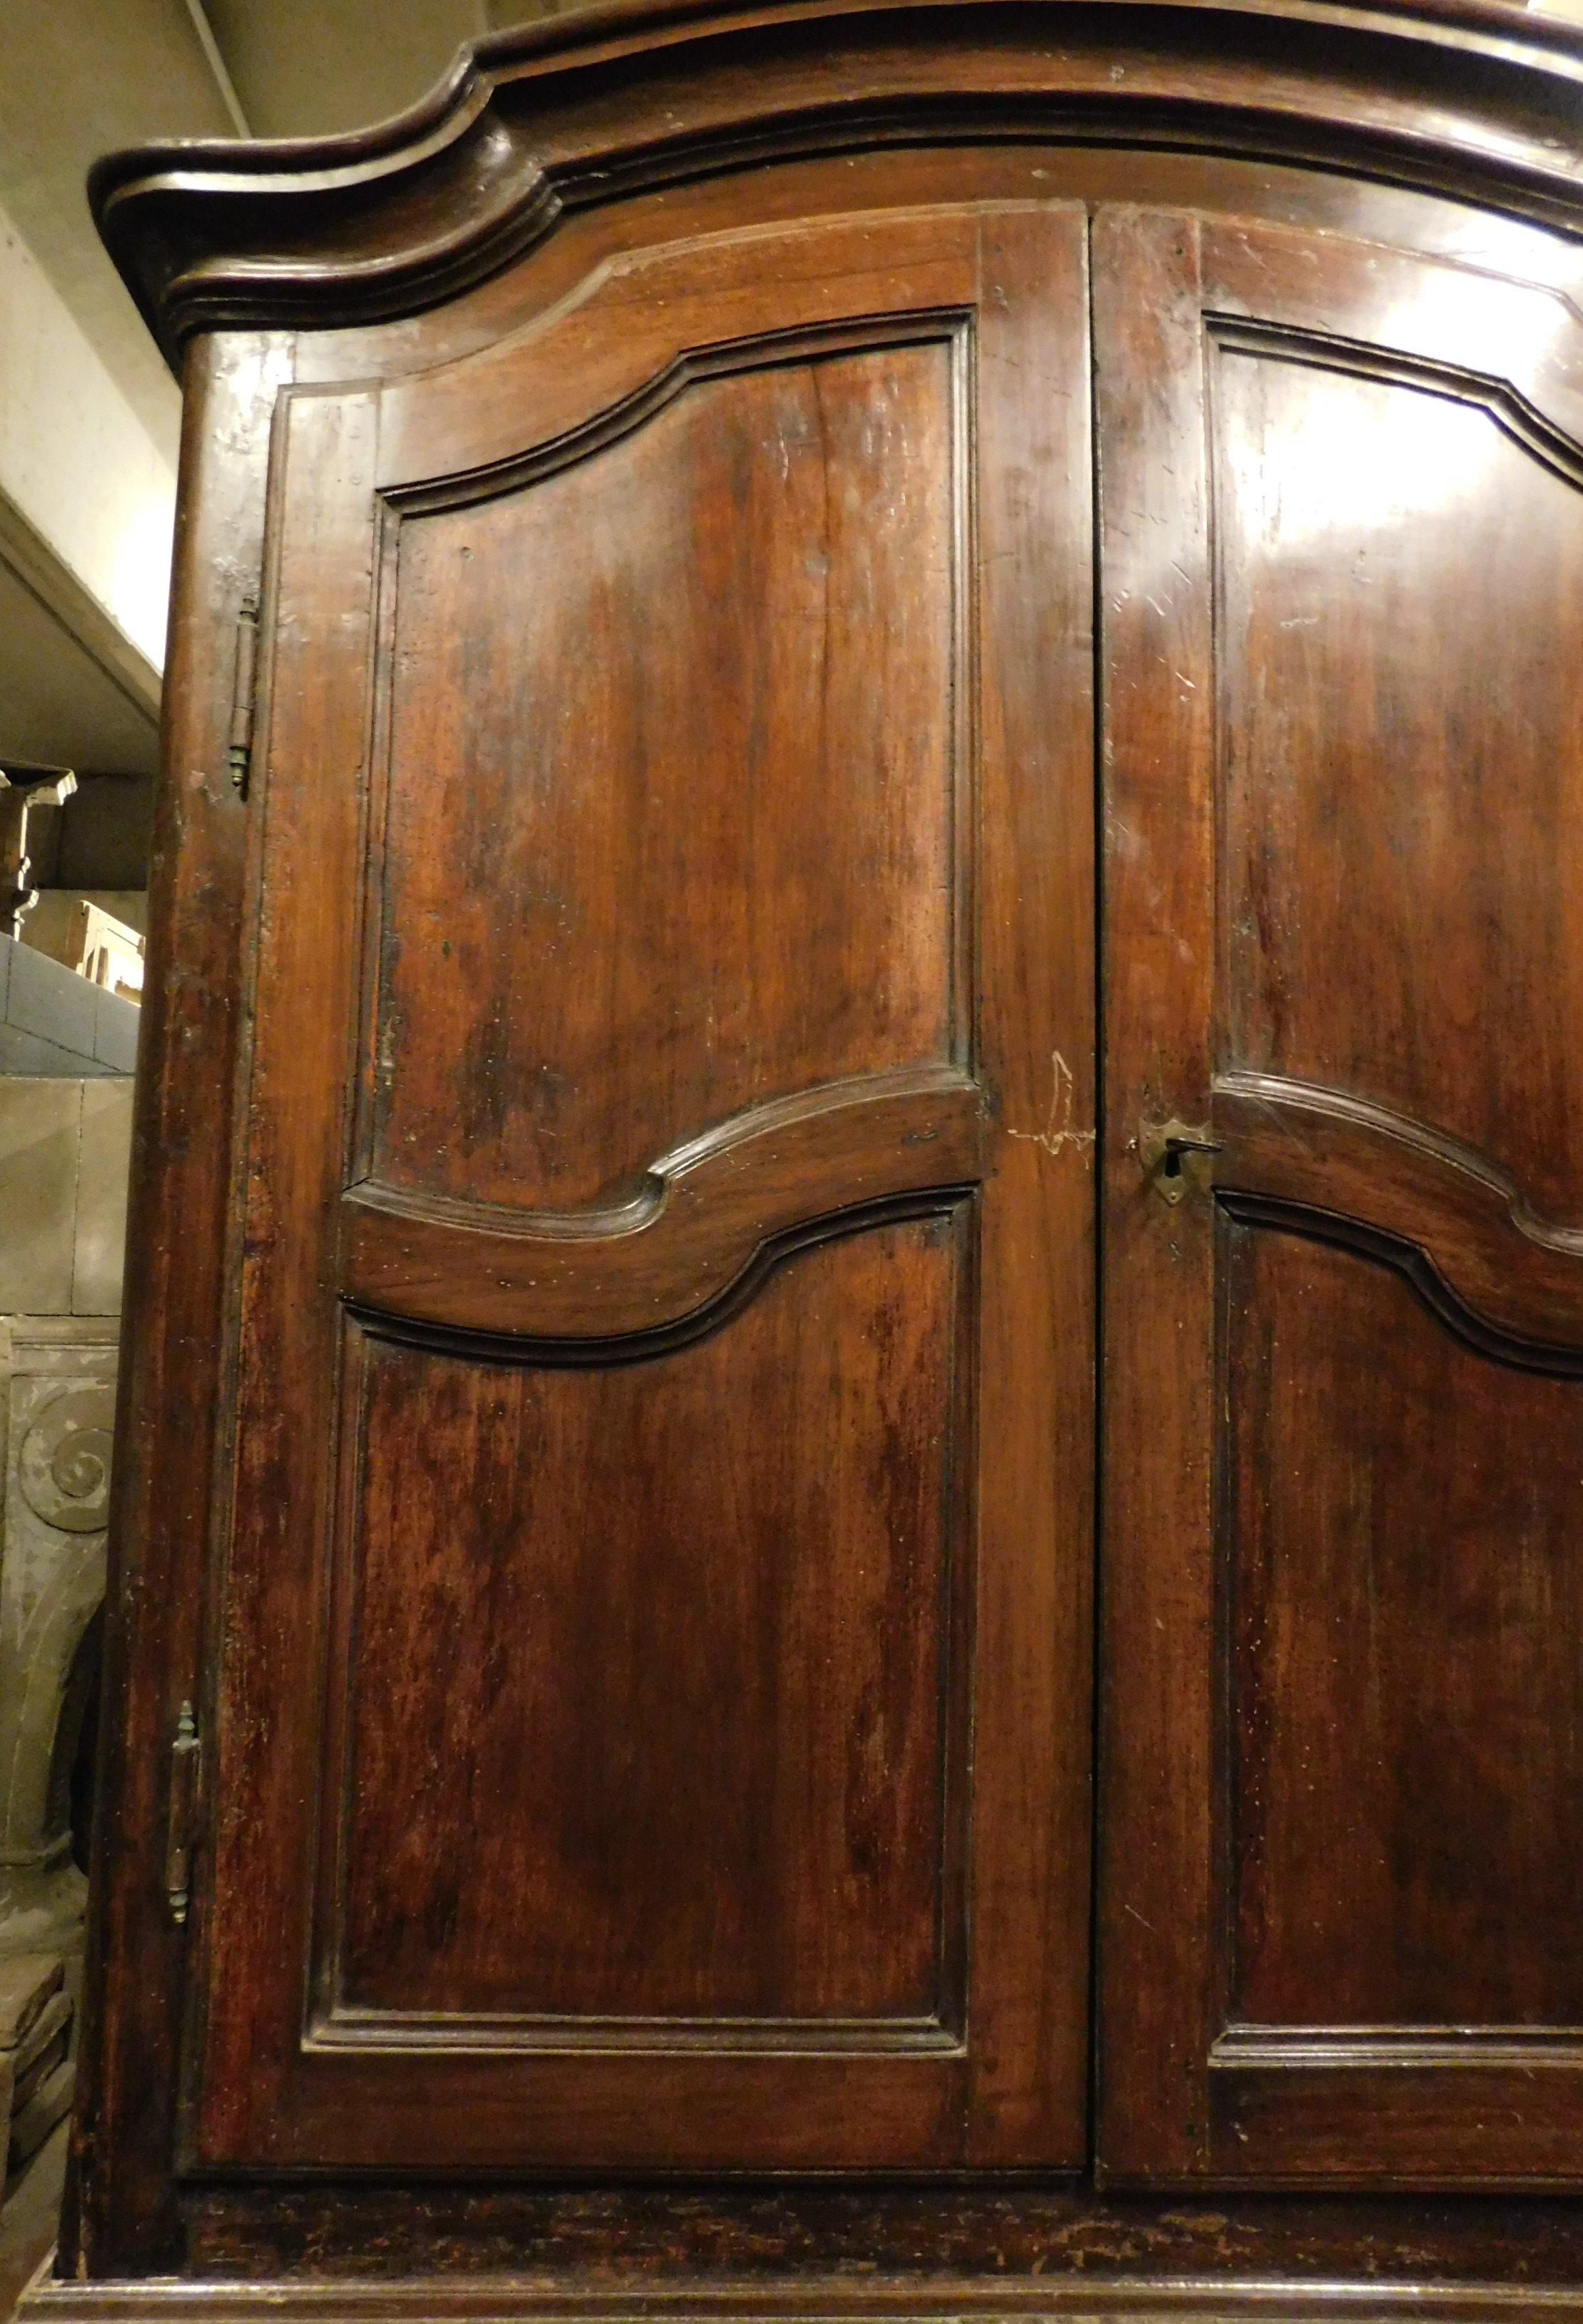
966,202,1097,2166
1092,208,1219,2183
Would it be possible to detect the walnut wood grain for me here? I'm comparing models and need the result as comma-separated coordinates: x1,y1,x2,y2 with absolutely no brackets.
368,300,968,1221
169,201,1095,2183
323,1215,967,2038
1094,203,1219,2187
1211,1222,1583,2178
1212,1074,1583,1363
88,0,1583,365
65,0,1583,2293
1098,204,1583,2191
344,1069,982,1351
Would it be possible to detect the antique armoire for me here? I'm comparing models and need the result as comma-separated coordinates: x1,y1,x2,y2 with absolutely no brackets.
36,0,1583,2314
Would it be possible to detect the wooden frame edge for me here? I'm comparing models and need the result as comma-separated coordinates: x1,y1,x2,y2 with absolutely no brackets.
25,2269,1583,2322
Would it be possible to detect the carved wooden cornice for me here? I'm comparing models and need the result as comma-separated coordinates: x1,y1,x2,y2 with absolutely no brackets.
91,0,1583,369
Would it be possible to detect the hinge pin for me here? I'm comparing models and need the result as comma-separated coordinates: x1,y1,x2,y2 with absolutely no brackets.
165,1700,201,1926
227,597,260,794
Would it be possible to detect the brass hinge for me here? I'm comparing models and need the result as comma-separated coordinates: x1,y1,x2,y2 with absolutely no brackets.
164,1701,201,1926
227,596,260,795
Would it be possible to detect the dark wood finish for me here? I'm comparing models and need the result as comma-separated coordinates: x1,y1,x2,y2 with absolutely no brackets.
1096,205,1583,2186
1213,1076,1583,1360
156,2178,1583,2293
344,1070,983,1343
1225,1223,1583,2035
331,1215,970,2031
168,203,1095,2179
1215,275,1583,1227
372,340,958,1216
64,328,294,2282
1094,202,1219,2188
61,0,1583,2307
87,0,1583,369
24,2275,1583,2324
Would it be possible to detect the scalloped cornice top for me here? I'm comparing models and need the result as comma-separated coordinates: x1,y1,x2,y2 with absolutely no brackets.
91,0,1583,370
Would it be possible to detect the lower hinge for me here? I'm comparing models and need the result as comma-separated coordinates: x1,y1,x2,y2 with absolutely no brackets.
227,596,260,794
164,1701,201,1926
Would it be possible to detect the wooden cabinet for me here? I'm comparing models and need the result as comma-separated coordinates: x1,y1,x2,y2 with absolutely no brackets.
43,1,1583,2315
193,202,1096,2179
1096,206,1583,2187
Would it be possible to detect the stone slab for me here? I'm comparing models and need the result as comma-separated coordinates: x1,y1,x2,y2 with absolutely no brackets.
0,1959,60,2057
0,1084,78,1315
72,1080,133,1316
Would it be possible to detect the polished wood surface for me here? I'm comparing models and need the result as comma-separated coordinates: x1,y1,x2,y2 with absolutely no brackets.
63,0,1583,2304
1093,201,1220,2188
87,0,1583,368
1218,306,1583,1224
333,1217,965,2029
1096,206,1583,2186
176,201,1094,2178
373,340,958,1214
1225,1223,1583,2035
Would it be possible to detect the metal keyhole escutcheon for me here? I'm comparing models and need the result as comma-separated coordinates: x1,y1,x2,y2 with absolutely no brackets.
1139,1116,1223,1206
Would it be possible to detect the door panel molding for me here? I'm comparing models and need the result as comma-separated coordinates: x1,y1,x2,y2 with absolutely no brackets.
1096,203,1583,2188
358,286,976,1219
1212,1075,1583,1364
343,1066,986,1343
185,198,1096,2177
313,1204,976,2057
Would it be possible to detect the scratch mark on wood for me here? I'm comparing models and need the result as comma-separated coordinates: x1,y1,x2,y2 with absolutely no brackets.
1008,1051,1095,1161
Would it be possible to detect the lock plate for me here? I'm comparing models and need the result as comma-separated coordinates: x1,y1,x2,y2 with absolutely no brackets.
1139,1116,1221,1206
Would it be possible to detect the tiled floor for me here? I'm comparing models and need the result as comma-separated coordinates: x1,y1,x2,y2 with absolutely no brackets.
0,2126,66,2321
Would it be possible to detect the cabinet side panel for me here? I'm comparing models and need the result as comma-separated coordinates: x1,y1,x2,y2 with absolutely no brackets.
63,333,293,2276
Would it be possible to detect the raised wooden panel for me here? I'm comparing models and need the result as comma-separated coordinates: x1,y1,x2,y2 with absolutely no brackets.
1218,340,1583,1222
1223,1220,1583,2037
1097,208,1583,2188
185,202,1096,2176
341,1066,984,1344
371,337,964,1212
323,1213,970,2040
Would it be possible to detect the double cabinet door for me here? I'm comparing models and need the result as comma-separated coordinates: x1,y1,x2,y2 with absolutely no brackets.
188,196,1583,2187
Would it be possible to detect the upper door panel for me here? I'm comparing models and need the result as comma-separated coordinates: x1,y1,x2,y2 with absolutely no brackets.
1097,206,1583,2186
1216,303,1583,1219
373,335,962,1213
194,203,1098,2176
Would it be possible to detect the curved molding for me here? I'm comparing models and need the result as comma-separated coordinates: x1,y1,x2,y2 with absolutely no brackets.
1214,1071,1583,1363
342,1064,983,1343
373,226,974,495
88,0,1583,370
1207,319,1583,496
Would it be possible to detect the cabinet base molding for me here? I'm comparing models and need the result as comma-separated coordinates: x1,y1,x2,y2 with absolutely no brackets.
23,2277,1583,2324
